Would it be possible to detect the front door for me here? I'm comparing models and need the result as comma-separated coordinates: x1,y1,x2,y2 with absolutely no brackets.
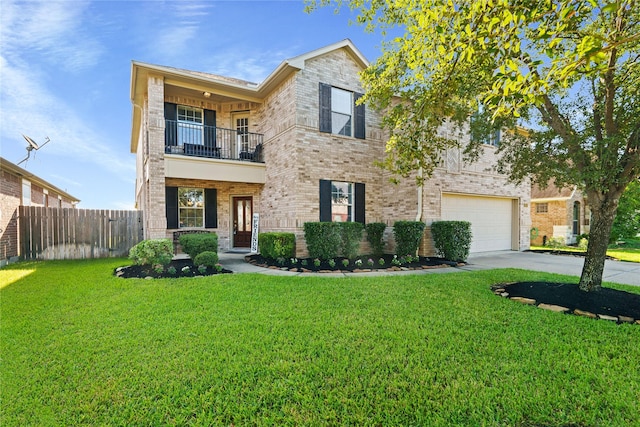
233,196,252,248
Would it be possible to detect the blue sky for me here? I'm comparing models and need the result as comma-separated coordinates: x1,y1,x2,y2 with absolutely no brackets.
0,0,391,209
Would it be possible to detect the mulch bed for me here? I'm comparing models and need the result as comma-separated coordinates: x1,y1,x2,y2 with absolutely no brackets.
493,281,640,324
245,254,460,273
115,258,232,279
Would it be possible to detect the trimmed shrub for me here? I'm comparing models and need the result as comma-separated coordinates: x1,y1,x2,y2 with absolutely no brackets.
339,222,364,259
194,251,219,268
259,232,296,259
546,236,565,248
179,233,218,259
303,222,341,259
393,221,426,256
431,221,472,262
365,222,387,256
129,239,173,266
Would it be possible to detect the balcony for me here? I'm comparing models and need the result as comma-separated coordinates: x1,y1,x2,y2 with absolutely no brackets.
164,120,264,163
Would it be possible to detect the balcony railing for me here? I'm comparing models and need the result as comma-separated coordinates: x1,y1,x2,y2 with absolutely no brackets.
164,120,264,163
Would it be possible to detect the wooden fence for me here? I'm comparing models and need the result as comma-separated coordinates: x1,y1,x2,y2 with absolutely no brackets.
19,207,144,261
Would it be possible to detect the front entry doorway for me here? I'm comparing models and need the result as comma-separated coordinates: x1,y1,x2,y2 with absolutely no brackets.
232,196,253,248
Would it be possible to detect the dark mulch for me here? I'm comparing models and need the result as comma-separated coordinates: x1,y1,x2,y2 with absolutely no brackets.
495,281,640,321
115,258,232,279
245,254,459,273
528,248,616,259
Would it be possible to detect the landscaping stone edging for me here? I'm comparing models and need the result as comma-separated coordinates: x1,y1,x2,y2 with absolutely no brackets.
492,283,639,325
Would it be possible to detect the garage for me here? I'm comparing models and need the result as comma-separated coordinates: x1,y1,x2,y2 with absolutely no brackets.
441,194,516,253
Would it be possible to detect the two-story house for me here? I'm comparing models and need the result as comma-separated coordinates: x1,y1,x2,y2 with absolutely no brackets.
130,39,530,256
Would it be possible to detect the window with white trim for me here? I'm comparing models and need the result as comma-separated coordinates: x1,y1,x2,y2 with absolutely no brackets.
331,181,353,222
177,105,203,145
178,187,204,228
22,179,31,206
536,203,548,213
331,88,352,136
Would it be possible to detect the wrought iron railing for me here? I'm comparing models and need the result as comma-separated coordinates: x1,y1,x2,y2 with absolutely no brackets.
164,120,264,163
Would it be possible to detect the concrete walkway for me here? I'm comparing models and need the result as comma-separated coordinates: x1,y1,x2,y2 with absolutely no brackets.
217,251,640,287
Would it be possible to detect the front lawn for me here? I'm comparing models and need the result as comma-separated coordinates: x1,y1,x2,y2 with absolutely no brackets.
530,244,640,263
2,259,639,426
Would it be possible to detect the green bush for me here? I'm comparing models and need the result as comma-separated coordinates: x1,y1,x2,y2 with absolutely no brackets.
431,221,472,262
129,239,173,266
193,251,219,268
179,233,218,259
546,236,565,248
339,222,364,259
365,222,387,256
303,222,341,259
393,221,426,257
258,232,296,259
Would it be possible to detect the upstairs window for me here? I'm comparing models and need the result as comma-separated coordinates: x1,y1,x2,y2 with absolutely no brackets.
177,105,203,145
319,83,365,139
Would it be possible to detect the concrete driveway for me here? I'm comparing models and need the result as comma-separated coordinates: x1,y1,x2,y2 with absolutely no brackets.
463,251,640,287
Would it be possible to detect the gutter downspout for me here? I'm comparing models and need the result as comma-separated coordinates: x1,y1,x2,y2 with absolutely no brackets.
416,166,423,222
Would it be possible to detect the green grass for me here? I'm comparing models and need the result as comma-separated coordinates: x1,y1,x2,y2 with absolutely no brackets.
2,259,640,426
530,244,640,263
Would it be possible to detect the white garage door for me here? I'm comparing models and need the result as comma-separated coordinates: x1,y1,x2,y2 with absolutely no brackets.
441,194,514,253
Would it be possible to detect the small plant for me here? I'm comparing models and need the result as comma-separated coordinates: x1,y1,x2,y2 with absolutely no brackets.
355,259,363,267
167,266,177,275
290,258,298,265
328,259,336,268
194,251,219,268
547,236,565,248
578,237,589,250
342,259,349,267
391,255,401,266
301,259,308,266
378,258,385,266
129,239,174,267
276,257,286,266
198,265,207,274
367,258,374,267
313,258,321,267
153,264,164,274
181,266,190,274
215,264,223,272
179,233,218,259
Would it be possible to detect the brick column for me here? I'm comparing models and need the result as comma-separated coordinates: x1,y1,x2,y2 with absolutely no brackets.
145,75,168,239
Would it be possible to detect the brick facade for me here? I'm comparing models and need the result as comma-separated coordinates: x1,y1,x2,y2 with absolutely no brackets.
131,40,530,257
530,191,589,246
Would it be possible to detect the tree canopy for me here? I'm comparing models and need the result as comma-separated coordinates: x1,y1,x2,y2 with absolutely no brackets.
307,0,640,291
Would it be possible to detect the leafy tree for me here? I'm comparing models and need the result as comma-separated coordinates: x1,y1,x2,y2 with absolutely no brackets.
307,0,640,291
610,180,640,242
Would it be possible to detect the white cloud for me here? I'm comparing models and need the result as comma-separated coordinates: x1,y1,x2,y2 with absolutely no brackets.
0,0,102,72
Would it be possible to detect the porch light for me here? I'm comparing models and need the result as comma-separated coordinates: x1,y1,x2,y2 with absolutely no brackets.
203,92,211,98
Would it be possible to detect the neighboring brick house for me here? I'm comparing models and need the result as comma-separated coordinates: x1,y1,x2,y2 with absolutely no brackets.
0,157,79,266
530,181,590,246
130,39,530,257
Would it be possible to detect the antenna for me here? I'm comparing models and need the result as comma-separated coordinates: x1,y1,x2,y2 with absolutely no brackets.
17,134,50,166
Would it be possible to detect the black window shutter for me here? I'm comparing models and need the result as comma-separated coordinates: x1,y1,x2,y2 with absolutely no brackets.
205,188,218,228
164,103,177,147
354,183,365,224
354,92,366,140
319,83,332,133
166,186,178,229
319,179,332,222
204,109,217,147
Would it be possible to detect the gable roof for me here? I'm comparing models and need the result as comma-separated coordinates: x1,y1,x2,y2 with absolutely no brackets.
130,39,369,152
0,157,80,203
531,181,577,201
